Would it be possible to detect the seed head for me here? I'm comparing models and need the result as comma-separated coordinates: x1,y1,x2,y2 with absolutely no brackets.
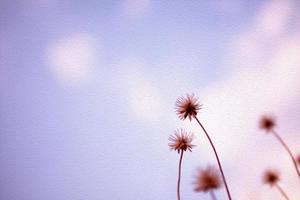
193,165,222,192
263,169,280,186
175,94,201,121
168,129,195,153
259,115,276,132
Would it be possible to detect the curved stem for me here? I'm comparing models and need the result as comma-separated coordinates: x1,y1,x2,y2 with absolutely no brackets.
177,150,184,200
275,184,290,200
210,190,217,200
194,116,232,200
271,130,300,178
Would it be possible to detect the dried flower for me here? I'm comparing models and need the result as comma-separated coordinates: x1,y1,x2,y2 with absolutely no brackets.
263,170,290,199
259,115,276,132
194,166,222,192
169,129,195,153
175,94,201,121
263,170,280,186
297,154,300,165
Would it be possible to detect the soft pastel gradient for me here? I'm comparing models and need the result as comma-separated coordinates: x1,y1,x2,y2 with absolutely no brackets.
1,0,300,199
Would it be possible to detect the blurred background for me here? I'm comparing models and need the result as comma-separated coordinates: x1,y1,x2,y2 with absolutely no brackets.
1,0,300,199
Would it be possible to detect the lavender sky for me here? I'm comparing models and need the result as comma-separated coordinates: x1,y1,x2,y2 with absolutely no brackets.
1,0,300,199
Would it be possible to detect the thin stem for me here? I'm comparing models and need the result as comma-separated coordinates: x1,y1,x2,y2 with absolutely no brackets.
177,150,184,200
210,190,217,200
194,116,232,200
271,130,300,178
275,184,290,200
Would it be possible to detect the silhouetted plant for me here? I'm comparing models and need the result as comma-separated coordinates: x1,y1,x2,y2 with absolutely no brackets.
259,115,300,179
169,129,195,200
263,169,290,200
193,165,222,200
175,94,232,200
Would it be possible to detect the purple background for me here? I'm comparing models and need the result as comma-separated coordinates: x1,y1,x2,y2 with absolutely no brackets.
1,0,300,199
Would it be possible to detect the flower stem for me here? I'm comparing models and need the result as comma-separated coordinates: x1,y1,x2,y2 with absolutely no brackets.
275,183,290,200
177,150,184,200
271,130,300,179
210,190,217,200
194,116,232,200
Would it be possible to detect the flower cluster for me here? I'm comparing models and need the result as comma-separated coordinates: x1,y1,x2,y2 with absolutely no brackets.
168,93,297,200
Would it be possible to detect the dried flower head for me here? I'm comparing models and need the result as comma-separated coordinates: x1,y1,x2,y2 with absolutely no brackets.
263,170,280,186
169,129,195,153
175,94,201,121
259,115,276,132
193,166,222,192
